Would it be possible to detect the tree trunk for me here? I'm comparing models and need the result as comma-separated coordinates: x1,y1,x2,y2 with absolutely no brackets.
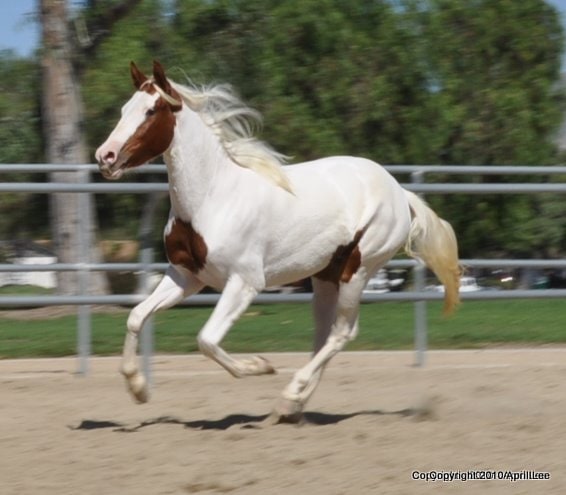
40,0,109,295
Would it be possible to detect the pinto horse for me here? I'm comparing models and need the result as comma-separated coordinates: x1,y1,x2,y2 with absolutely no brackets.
96,61,460,422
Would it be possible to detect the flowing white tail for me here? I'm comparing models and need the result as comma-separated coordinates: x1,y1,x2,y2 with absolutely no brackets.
404,190,461,315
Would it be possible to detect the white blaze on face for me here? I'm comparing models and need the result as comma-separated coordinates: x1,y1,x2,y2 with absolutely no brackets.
95,91,160,178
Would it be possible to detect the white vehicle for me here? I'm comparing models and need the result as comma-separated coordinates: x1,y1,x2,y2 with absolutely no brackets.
363,269,406,293
434,276,481,293
364,269,389,293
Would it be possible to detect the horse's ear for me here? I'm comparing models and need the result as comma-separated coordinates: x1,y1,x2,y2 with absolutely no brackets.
130,61,148,90
152,60,182,110
152,60,171,93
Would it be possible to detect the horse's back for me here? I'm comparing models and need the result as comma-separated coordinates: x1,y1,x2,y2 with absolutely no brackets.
288,155,392,181
288,156,403,200
287,156,409,225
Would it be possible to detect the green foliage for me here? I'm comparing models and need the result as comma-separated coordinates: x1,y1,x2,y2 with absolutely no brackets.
419,0,565,256
167,0,440,162
0,53,49,238
0,54,43,163
422,0,563,166
0,0,564,258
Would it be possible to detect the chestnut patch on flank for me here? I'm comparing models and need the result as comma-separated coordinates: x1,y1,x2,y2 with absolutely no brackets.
315,230,365,286
165,218,208,273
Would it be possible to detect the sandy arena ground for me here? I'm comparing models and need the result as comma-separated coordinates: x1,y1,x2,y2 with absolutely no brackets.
1,349,566,494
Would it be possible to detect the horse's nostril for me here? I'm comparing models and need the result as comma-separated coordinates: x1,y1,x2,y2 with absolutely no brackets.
104,151,116,165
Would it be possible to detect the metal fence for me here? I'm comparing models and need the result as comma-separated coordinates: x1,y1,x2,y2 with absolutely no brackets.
1,164,565,376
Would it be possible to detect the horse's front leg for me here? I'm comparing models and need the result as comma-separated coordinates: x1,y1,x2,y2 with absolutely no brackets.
123,266,204,403
197,274,275,377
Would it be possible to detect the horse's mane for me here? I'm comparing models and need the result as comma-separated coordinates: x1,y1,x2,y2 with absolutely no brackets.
169,79,292,193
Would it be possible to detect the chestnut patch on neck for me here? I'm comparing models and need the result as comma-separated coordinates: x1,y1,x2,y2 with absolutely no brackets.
315,230,365,286
165,218,208,273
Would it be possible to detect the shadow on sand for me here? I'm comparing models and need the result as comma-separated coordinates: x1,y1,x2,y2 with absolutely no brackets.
70,407,417,433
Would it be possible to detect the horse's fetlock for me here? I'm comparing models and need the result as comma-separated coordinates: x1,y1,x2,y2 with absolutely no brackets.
121,363,138,378
294,370,311,388
197,335,216,357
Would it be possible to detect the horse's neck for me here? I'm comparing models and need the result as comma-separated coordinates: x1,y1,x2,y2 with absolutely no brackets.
164,108,235,219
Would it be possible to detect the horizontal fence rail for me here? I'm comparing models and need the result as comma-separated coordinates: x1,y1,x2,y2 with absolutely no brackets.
3,182,566,194
1,290,566,308
2,258,566,274
1,164,565,374
2,164,566,174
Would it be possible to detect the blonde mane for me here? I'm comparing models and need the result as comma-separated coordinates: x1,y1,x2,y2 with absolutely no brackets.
169,79,293,193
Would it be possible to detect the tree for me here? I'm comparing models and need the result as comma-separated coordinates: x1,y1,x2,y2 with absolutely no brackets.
170,0,437,163
39,0,142,294
40,0,107,294
417,0,565,257
421,0,563,166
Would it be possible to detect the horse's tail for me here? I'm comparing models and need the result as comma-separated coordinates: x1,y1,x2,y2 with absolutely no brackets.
404,189,461,315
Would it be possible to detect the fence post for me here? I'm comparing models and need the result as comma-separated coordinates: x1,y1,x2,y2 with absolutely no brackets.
411,170,427,367
77,168,92,375
138,196,157,387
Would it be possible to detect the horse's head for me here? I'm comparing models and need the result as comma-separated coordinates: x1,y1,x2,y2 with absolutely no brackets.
95,61,182,180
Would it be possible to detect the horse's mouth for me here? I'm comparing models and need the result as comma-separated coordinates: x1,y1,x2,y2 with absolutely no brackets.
101,167,124,180
99,161,126,180
98,152,131,180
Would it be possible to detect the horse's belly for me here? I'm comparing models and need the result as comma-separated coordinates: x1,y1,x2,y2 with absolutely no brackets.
262,222,353,287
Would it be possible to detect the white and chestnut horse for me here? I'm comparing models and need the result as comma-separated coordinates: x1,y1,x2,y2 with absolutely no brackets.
96,61,460,422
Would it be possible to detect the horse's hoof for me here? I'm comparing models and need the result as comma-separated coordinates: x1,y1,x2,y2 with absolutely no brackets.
241,356,277,376
268,397,304,425
254,356,277,375
127,374,149,404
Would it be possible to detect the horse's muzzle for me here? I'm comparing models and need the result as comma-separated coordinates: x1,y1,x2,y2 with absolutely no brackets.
96,139,129,180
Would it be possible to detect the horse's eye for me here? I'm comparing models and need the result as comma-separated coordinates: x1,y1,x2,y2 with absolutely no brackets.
145,108,156,117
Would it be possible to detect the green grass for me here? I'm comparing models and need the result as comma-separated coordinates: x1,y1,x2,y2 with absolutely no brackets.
0,285,54,296
0,299,565,358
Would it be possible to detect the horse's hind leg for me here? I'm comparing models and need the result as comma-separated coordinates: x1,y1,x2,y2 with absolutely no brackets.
312,277,338,354
272,272,365,423
282,277,338,411
122,266,203,403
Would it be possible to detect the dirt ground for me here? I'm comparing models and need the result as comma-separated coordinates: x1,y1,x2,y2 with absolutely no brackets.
1,349,565,494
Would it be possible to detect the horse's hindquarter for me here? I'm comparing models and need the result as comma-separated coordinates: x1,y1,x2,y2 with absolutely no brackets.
262,157,412,286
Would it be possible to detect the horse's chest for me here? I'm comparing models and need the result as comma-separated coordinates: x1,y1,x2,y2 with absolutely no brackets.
164,217,208,274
